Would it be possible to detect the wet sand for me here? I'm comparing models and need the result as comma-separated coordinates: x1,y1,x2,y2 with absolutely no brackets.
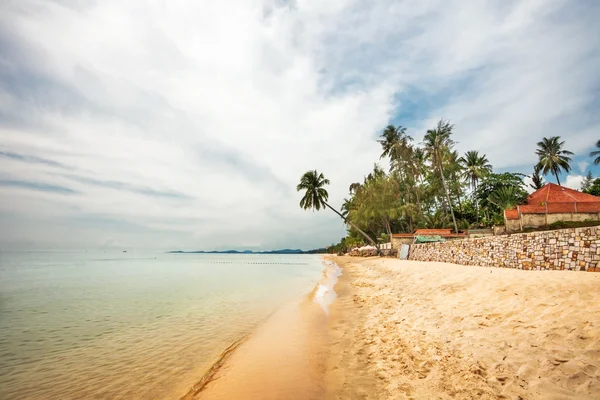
183,256,600,400
184,262,339,400
327,256,600,399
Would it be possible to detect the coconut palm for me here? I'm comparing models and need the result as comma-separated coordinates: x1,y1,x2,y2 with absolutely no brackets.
590,140,600,165
535,136,573,186
422,119,459,233
458,150,492,221
297,170,377,247
378,125,412,161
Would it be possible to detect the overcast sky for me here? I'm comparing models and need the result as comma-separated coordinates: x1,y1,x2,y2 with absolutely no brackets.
1,0,599,251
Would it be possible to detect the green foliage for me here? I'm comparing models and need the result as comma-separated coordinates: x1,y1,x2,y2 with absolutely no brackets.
298,124,580,251
477,173,528,208
584,178,600,197
422,119,459,233
590,139,600,166
296,170,329,211
581,171,593,192
487,186,523,210
529,165,545,190
535,136,573,186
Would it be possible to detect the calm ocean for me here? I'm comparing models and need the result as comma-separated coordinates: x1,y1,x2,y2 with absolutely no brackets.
0,251,326,399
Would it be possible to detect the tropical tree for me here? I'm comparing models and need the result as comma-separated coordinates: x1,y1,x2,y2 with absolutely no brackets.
477,172,528,217
584,178,600,196
297,170,377,247
529,165,545,190
581,171,594,192
589,140,600,165
535,136,573,186
458,150,492,222
487,186,524,210
422,210,450,229
378,125,412,164
422,119,459,233
348,174,401,237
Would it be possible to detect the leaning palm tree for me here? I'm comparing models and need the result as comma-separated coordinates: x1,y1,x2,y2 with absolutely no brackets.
422,119,459,233
590,139,600,165
458,150,492,221
535,136,573,186
297,170,377,247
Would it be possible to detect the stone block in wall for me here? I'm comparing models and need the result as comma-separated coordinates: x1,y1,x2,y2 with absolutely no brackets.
408,225,600,272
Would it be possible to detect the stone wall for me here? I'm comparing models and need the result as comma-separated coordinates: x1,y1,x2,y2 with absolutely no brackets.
408,226,600,271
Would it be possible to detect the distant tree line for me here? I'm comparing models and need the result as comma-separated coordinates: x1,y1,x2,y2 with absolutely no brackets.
297,120,598,253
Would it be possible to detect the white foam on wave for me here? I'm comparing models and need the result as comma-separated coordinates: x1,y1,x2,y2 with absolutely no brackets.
314,261,342,314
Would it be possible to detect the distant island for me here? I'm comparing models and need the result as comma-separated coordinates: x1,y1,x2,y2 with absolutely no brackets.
166,248,326,255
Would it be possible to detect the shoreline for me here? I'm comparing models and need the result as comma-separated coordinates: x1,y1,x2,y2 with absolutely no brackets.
179,256,600,399
181,258,338,400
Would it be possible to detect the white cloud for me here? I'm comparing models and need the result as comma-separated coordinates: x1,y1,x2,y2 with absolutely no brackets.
0,0,598,249
564,175,585,191
522,174,545,194
578,161,589,173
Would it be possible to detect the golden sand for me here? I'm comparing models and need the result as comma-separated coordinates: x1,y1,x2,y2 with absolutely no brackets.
185,273,331,400
326,256,600,399
182,256,600,399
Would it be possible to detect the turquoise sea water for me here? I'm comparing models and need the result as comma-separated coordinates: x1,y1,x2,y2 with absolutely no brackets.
0,251,325,400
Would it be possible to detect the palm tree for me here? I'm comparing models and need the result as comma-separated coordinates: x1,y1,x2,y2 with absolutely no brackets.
341,198,352,218
422,119,459,233
590,140,600,165
458,150,492,222
487,186,522,210
297,170,377,247
378,125,412,161
535,136,573,186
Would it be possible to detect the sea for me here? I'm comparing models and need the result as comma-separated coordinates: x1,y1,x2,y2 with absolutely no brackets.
0,251,328,399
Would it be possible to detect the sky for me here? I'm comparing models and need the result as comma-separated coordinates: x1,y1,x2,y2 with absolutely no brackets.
1,0,599,251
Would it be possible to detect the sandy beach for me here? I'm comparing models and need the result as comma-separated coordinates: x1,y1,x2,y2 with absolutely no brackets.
182,256,600,399
326,256,600,400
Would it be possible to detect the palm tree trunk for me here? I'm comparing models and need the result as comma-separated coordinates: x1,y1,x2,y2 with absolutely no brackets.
474,180,479,223
323,201,378,248
555,171,561,186
438,161,459,233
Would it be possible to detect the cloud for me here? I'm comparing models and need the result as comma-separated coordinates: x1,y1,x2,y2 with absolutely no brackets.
58,173,192,199
0,0,599,250
564,175,585,190
0,151,70,169
578,160,590,173
0,179,78,194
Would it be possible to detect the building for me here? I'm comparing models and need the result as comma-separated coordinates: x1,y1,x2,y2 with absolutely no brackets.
504,183,600,232
391,229,468,248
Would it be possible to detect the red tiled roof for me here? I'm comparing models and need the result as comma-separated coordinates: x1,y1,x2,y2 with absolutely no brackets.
527,183,600,204
414,229,453,235
392,229,468,238
505,183,600,216
505,209,519,220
